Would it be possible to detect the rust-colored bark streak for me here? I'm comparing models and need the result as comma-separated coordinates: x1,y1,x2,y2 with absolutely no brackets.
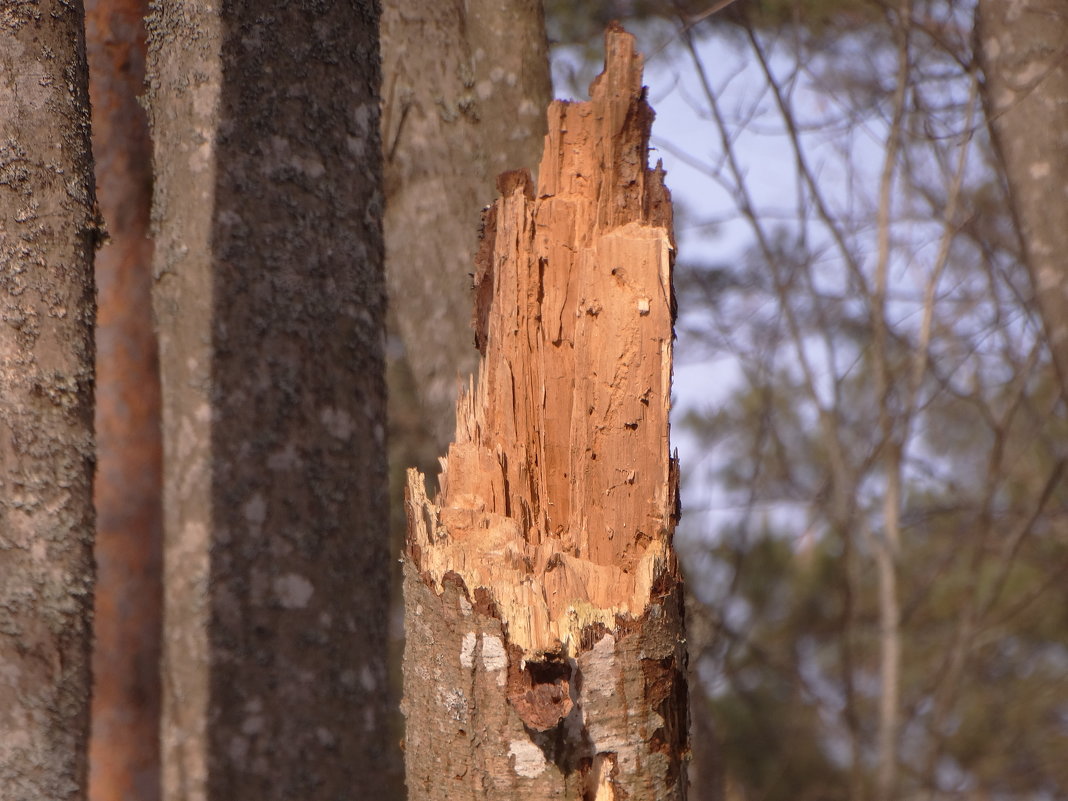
404,26,687,800
85,2,163,800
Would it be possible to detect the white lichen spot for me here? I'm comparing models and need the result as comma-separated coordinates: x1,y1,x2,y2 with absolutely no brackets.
267,442,301,471
352,103,375,133
294,154,325,179
481,634,508,672
1030,161,1052,179
192,82,217,118
189,139,213,174
460,631,477,669
228,735,249,762
1046,268,1068,290
273,573,314,609
194,402,212,423
637,297,651,315
476,80,494,101
583,633,617,698
320,407,354,440
360,664,377,692
509,739,548,778
316,727,336,747
346,135,366,158
458,594,472,616
243,493,266,526
1016,61,1045,86
442,688,468,722
241,714,265,735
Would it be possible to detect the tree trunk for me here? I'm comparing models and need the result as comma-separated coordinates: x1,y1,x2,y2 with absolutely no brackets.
402,27,688,801
145,2,401,799
976,0,1068,391
0,2,99,799
85,2,163,799
381,0,552,455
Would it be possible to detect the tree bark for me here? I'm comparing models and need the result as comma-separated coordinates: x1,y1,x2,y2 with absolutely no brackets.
146,2,401,799
976,0,1068,392
0,2,99,799
402,27,688,801
84,2,163,799
381,0,552,454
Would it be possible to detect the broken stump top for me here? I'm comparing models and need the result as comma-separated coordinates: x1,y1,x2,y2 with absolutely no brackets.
407,26,679,658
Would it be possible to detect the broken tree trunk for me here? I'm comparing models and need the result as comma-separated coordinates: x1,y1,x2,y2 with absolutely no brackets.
402,27,688,801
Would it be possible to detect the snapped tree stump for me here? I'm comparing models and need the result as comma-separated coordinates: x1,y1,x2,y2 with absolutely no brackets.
402,26,688,801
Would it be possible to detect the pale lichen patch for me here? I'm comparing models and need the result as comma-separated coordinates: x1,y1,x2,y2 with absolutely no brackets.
481,634,507,671
319,406,355,440
359,664,377,691
582,633,618,698
243,492,266,526
460,631,477,669
509,739,548,778
273,573,314,609
1030,161,1052,179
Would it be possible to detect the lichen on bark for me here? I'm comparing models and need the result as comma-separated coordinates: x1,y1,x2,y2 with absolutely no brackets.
0,2,99,799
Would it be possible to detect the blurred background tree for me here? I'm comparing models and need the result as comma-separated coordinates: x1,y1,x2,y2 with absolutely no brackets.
544,2,1068,800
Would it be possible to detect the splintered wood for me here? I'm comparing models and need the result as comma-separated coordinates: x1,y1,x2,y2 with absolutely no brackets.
403,25,688,799
404,31,687,799
407,28,679,659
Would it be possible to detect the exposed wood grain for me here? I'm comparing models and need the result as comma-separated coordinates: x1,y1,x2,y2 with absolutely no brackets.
403,26,688,800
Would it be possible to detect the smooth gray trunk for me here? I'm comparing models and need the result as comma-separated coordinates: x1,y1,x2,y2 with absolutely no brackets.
977,0,1068,391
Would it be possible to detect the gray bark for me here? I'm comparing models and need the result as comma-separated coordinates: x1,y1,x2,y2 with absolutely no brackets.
0,2,99,799
976,0,1068,391
146,1,401,799
381,0,551,454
